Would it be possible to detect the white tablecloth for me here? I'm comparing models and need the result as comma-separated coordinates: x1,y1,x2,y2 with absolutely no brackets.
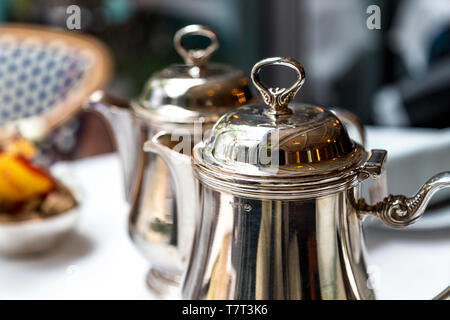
0,153,448,300
0,154,153,300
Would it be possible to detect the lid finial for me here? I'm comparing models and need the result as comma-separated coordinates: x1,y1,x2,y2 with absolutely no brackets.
251,57,305,115
174,25,219,67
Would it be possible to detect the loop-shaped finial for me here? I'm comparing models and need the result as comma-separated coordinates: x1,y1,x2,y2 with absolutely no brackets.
251,57,305,115
174,24,219,67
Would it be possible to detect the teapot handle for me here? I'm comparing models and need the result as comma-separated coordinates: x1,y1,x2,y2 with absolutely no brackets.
174,24,219,67
143,131,199,262
357,171,450,300
251,57,305,115
358,172,450,228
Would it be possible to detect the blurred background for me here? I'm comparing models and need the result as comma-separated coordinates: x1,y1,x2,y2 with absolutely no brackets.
1,0,449,158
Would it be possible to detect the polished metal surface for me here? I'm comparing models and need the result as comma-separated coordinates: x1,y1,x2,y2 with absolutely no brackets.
182,57,450,300
329,107,366,146
139,133,199,274
183,168,450,299
88,91,147,202
133,25,252,124
130,131,202,299
90,92,186,299
357,172,450,228
89,25,253,298
182,187,374,300
132,64,252,124
192,57,369,198
173,24,219,67
433,286,450,300
194,104,366,179
251,57,305,115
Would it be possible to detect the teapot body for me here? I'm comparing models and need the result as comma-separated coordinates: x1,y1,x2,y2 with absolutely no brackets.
91,93,195,292
182,183,375,300
182,56,450,300
127,122,181,270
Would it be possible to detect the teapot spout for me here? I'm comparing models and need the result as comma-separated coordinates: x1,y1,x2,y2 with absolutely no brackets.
87,90,145,202
358,172,450,228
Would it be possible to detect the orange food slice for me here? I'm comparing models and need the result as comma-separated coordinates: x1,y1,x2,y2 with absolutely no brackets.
4,137,37,159
0,153,55,204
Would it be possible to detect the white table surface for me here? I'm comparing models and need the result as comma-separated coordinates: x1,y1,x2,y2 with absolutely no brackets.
0,152,448,300
0,154,153,300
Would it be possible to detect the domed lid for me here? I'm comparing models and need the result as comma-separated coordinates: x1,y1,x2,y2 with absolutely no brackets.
132,25,252,124
193,57,367,190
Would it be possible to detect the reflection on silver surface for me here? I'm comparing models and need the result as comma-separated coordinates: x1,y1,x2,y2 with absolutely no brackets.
181,57,450,300
182,187,374,300
136,133,199,275
357,172,450,228
90,25,253,298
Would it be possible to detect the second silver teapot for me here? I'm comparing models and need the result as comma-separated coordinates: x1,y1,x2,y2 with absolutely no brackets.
89,25,253,298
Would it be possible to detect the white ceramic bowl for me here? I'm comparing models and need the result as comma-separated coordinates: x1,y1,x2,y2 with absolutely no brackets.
0,164,82,255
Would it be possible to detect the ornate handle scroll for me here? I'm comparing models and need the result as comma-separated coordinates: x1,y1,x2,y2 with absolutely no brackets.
174,24,219,67
358,172,450,228
251,57,306,115
357,171,450,300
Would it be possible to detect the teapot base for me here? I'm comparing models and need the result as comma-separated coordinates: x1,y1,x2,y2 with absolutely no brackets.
146,267,181,300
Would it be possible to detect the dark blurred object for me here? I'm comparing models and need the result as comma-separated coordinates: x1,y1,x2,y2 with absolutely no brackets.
73,111,114,158
372,0,450,128
261,0,450,127
373,58,450,128
430,26,450,63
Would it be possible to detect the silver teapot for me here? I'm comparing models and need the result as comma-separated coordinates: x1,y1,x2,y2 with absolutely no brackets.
88,25,253,298
158,57,448,300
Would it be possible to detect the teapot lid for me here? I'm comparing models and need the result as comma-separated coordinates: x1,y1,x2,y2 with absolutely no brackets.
132,25,252,124
193,57,368,196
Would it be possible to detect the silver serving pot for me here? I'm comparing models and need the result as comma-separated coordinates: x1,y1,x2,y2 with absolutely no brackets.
152,57,449,300
88,25,253,298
